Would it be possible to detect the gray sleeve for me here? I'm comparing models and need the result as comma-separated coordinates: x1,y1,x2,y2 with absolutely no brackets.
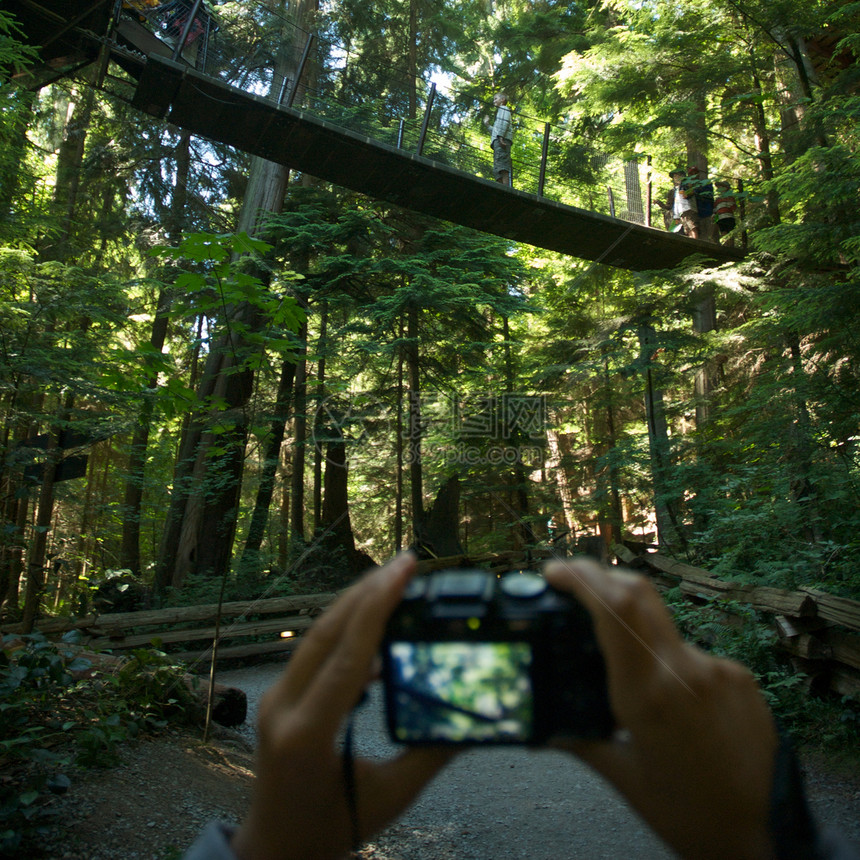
819,827,860,860
183,821,239,860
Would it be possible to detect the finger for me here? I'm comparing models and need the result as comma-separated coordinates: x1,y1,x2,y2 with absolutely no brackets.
356,747,458,837
545,560,682,685
298,553,417,733
270,553,416,710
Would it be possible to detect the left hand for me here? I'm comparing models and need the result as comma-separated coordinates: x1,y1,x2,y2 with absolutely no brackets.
231,553,455,860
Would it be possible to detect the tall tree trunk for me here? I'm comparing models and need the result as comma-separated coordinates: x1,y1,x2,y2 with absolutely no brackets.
787,335,823,542
406,304,425,543
157,0,316,588
502,316,535,547
319,429,356,562
0,405,38,612
42,70,96,262
170,307,261,585
312,302,328,530
290,327,308,542
637,321,686,554
241,356,297,563
692,286,717,429
394,317,405,553
773,29,827,159
407,0,419,119
120,133,191,575
546,428,577,543
21,394,73,631
278,445,291,570
748,47,780,223
602,352,624,545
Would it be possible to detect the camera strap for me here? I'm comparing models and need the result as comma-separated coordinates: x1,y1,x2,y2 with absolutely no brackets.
342,714,362,855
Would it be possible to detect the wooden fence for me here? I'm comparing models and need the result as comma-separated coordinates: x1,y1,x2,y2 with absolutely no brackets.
3,547,859,701
613,544,860,701
0,552,540,670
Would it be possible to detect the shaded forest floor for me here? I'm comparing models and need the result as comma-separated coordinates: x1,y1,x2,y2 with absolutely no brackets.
31,723,860,859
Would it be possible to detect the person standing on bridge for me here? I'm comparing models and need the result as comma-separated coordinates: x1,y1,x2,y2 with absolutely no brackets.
661,167,700,239
489,92,513,187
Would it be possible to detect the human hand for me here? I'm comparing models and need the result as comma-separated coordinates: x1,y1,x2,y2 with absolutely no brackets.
544,559,778,860
231,553,455,860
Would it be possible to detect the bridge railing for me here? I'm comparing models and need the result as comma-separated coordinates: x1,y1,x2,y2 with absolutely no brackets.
148,1,657,227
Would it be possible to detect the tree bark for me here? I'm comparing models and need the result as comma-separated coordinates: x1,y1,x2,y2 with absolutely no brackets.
290,326,308,542
120,130,193,576
312,302,328,530
22,396,73,632
638,321,685,554
41,71,96,262
406,304,425,543
241,356,297,563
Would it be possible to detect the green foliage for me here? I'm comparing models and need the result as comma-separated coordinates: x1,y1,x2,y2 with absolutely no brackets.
0,632,194,853
153,231,306,337
667,591,860,747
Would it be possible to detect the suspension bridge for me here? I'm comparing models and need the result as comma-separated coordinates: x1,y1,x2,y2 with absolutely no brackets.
8,0,746,272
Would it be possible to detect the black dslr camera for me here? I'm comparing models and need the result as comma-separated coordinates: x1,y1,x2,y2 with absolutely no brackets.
381,568,614,745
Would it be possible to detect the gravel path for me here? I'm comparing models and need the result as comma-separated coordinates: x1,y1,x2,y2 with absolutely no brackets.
218,660,860,860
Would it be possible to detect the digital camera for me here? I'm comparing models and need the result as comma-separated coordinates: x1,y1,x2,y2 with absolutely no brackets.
381,568,615,745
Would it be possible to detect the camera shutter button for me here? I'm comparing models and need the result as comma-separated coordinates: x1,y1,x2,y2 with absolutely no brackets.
500,571,547,598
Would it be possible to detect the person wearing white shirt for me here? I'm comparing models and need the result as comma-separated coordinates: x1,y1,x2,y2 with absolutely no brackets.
490,92,513,186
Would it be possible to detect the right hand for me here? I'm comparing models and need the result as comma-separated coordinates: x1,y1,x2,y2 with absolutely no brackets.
544,559,778,860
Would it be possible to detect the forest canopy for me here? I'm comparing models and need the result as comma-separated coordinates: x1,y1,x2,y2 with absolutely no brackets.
0,0,859,629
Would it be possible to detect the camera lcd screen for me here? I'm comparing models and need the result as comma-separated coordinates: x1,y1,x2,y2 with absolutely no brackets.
386,640,534,743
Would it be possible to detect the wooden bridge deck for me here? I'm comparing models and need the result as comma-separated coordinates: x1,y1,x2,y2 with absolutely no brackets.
7,0,745,272
132,56,743,272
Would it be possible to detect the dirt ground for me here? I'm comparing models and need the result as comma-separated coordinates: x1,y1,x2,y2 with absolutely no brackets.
32,664,860,860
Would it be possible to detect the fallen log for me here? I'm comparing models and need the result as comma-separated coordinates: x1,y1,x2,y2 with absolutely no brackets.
85,613,315,651
66,649,247,727
0,592,337,637
799,588,860,631
830,665,860,699
175,635,302,666
820,630,860,672
777,633,832,662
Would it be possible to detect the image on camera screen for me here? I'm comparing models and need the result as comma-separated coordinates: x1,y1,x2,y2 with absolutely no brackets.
387,641,534,742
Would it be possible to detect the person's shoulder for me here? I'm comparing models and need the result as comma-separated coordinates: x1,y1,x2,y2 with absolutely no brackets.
182,821,238,860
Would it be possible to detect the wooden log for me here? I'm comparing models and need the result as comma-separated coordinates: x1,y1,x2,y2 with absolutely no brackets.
56,648,248,726
777,633,832,661
643,553,710,581
0,592,337,636
679,576,753,602
612,543,639,566
819,630,860,672
829,665,860,700
175,635,303,665
647,555,815,618
85,614,315,651
774,615,829,638
747,586,817,618
799,588,860,631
